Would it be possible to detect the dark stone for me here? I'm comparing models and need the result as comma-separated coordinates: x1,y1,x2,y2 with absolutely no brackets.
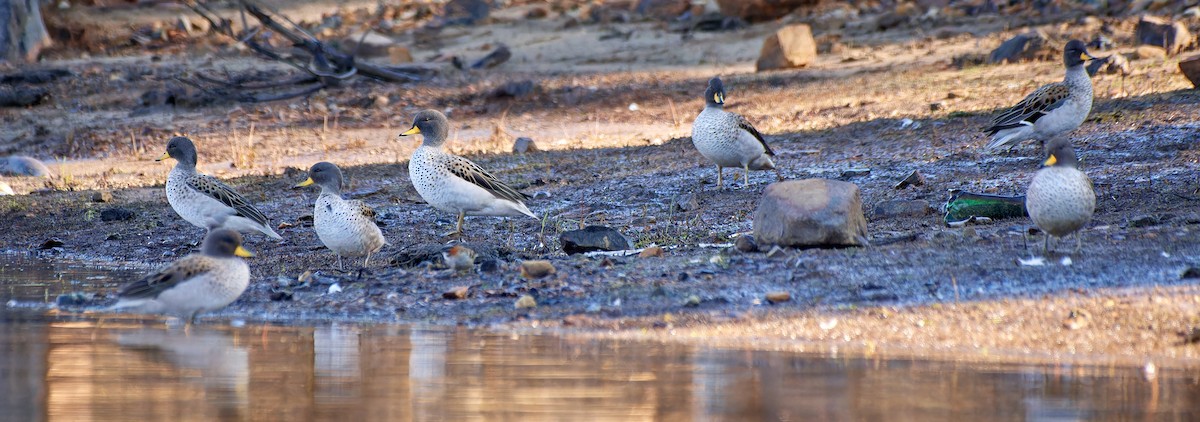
479,258,499,273
0,87,49,107
38,238,64,250
989,31,1052,64
1180,54,1200,89
493,80,536,98
895,169,926,189
673,193,699,212
734,235,758,253
0,68,71,84
100,207,136,222
560,225,630,254
92,191,113,203
55,292,93,307
1135,15,1192,56
1127,214,1161,228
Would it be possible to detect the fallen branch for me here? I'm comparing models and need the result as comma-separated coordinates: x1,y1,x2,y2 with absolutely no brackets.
179,0,436,102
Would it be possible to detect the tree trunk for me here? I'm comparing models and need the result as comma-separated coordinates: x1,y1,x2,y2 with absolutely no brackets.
0,0,51,63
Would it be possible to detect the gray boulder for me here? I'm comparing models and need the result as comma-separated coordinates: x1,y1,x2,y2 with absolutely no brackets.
752,179,868,248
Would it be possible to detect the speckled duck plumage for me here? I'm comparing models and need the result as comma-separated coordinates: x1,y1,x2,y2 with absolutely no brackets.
160,136,282,240
1026,139,1095,253
296,162,387,269
690,76,777,188
400,110,537,236
985,40,1095,151
108,229,254,323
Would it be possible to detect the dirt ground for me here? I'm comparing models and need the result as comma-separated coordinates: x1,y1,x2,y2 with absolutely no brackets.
3,1,1200,367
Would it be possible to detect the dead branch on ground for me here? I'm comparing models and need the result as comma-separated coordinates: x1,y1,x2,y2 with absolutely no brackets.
181,0,435,103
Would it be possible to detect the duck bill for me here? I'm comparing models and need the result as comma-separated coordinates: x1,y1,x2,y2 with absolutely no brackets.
234,246,255,258
1082,52,1097,61
1044,154,1058,166
155,152,170,162
400,126,421,137
294,177,315,188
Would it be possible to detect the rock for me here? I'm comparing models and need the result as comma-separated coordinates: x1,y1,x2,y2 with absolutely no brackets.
99,207,135,222
1181,54,1200,88
91,191,113,203
1135,15,1192,56
765,291,791,304
493,80,535,98
514,294,537,309
512,137,538,154
765,245,787,259
841,168,871,178
715,0,817,22
752,179,869,248
440,0,490,26
873,199,933,219
38,238,64,250
638,246,664,258
673,193,699,212
734,235,758,253
520,260,556,279
634,0,690,19
683,294,701,307
0,156,52,177
1086,53,1131,76
895,169,926,189
1127,214,1161,228
560,225,630,254
755,24,817,72
1134,45,1167,60
443,286,469,300
341,31,397,57
989,31,1052,64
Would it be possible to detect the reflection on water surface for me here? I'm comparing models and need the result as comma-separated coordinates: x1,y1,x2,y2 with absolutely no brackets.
1,255,1198,420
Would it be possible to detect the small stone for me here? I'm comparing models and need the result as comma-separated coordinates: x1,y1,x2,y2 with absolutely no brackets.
443,286,469,300
514,294,537,309
873,199,933,219
673,193,700,212
841,168,871,178
479,259,499,273
989,31,1052,64
683,295,701,307
765,246,787,259
1134,46,1167,60
520,260,556,279
91,191,113,203
1135,15,1192,56
371,95,390,108
38,239,64,250
638,246,664,258
341,31,398,57
560,225,630,254
1180,267,1200,279
1181,54,1200,88
765,291,791,304
512,137,539,154
99,207,135,222
1128,214,1160,228
493,80,536,98
755,24,817,72
1086,53,1131,77
929,102,944,111
752,179,869,248
55,292,93,307
734,235,758,253
894,169,926,189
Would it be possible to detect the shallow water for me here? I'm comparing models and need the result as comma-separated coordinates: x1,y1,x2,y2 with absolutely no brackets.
3,256,1200,421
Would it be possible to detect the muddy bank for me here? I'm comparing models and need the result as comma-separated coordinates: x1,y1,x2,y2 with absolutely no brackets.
3,2,1200,364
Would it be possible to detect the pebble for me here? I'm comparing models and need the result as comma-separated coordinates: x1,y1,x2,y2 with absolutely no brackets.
91,191,113,202
520,260,556,279
638,246,664,258
515,294,537,309
443,286,469,300
765,291,791,304
734,235,758,253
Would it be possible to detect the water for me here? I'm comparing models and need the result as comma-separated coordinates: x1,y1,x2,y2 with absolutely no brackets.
3,256,1199,421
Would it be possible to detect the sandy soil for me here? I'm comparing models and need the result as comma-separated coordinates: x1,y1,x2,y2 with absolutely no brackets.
3,1,1200,367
